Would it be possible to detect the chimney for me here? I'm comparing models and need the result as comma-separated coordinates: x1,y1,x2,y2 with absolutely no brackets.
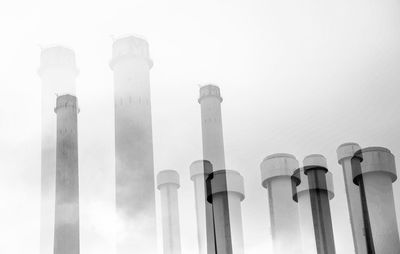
157,170,182,254
38,46,78,254
260,153,302,254
110,35,157,253
303,154,336,254
352,147,400,254
190,160,216,254
53,94,80,254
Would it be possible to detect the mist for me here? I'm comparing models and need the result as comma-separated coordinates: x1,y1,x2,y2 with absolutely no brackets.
1,0,400,253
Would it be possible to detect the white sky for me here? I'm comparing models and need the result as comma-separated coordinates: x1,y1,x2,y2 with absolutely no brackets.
1,0,400,253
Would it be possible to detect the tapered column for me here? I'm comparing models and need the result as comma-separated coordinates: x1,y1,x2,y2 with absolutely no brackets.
53,95,80,254
352,147,400,254
190,160,216,254
303,154,336,254
206,170,245,254
110,35,157,253
198,85,225,171
260,153,302,254
336,143,367,254
38,46,78,254
293,167,334,254
157,170,182,254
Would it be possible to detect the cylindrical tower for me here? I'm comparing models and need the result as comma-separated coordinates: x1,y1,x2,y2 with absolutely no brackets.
110,35,157,253
206,170,245,254
260,153,302,254
293,168,334,254
157,170,182,254
190,160,216,254
303,154,336,254
198,85,225,171
53,94,80,254
38,46,78,254
336,143,367,254
352,147,400,254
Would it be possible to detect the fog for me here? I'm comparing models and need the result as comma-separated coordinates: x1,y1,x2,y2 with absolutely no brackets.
1,0,400,253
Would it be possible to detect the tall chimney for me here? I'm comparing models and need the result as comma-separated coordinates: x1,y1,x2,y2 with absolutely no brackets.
157,170,182,254
53,95,80,254
352,147,400,254
38,46,78,254
206,170,245,254
303,154,336,254
336,143,367,254
260,153,302,254
110,35,157,253
190,160,216,254
198,85,225,171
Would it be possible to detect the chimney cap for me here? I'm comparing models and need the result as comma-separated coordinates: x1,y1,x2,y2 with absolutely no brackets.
337,142,362,164
353,147,397,185
198,84,223,103
38,45,79,77
260,153,299,188
190,160,213,179
110,34,153,69
157,170,180,189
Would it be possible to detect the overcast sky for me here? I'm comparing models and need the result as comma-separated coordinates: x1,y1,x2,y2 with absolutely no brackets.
1,0,400,253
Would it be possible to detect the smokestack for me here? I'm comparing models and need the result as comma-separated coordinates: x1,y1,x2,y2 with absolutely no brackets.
110,35,157,253
260,153,302,254
190,160,216,254
198,85,225,171
293,167,334,254
206,170,245,254
53,94,80,254
38,46,78,254
303,154,336,254
157,170,182,254
352,147,400,254
336,143,367,254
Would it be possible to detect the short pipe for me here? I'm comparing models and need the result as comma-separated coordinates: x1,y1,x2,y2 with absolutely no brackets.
206,170,245,254
157,170,182,254
337,142,367,254
190,160,216,254
260,153,302,254
303,154,336,254
352,147,400,254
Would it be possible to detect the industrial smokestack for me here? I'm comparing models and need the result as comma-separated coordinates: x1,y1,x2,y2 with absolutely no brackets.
198,85,225,171
38,46,78,254
260,153,302,254
110,35,157,253
293,167,334,254
190,160,215,254
157,170,182,254
303,154,336,254
53,94,80,254
352,147,400,254
336,143,367,254
206,169,245,254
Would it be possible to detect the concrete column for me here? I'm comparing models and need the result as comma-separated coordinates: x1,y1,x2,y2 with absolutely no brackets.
190,160,216,254
53,95,80,254
260,153,302,254
303,154,336,254
110,35,157,253
352,147,400,254
38,46,78,254
157,170,182,254
293,167,334,254
198,85,225,171
336,143,367,254
206,170,245,254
